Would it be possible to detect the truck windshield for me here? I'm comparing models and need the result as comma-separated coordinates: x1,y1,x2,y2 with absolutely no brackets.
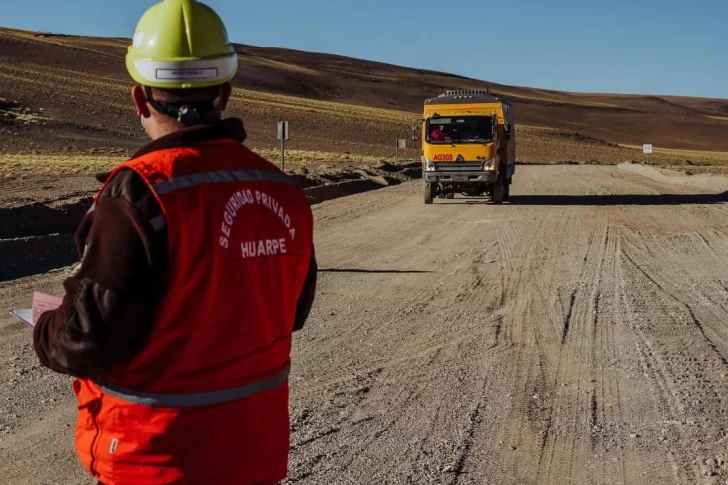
426,116,495,144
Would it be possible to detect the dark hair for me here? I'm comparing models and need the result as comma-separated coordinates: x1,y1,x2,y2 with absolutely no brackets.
144,85,223,125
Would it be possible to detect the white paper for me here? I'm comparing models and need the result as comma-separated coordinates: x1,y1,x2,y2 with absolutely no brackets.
9,291,62,328
32,291,63,324
10,309,33,327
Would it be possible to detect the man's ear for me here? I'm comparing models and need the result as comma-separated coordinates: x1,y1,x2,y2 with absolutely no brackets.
220,82,233,111
132,84,151,118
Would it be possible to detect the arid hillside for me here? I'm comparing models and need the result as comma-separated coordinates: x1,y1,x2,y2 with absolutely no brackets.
0,27,727,167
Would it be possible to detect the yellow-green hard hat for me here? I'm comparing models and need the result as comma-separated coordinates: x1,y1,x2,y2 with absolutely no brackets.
126,0,238,89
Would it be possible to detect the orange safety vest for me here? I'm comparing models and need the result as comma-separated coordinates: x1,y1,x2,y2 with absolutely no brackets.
72,138,314,485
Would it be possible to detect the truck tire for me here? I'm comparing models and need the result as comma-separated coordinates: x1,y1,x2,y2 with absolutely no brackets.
424,182,436,204
491,177,504,204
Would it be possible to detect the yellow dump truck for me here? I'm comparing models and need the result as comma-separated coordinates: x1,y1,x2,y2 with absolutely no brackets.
414,89,516,204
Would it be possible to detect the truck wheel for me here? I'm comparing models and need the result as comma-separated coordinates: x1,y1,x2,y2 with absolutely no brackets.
491,178,504,204
424,182,436,204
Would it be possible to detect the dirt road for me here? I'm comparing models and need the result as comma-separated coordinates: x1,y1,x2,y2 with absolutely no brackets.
2,165,728,484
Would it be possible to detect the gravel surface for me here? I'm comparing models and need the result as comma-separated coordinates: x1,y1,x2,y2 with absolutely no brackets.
2,165,728,484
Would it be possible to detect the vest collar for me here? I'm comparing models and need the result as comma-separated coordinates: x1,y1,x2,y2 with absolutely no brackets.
96,118,247,183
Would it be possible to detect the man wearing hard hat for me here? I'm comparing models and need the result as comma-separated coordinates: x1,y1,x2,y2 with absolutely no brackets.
32,1,318,484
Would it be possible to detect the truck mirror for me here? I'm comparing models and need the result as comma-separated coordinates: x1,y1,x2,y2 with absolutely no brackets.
412,124,420,142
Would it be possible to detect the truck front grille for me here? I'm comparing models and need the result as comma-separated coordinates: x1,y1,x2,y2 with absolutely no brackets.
433,162,484,172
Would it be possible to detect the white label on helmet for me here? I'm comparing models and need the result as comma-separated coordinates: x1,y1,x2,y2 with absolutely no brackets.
156,68,219,80
132,31,145,48
134,58,236,84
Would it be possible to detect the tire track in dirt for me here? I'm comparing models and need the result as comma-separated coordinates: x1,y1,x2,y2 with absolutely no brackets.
538,212,611,485
604,167,728,482
617,247,710,483
286,184,511,484
621,242,728,367
579,167,715,483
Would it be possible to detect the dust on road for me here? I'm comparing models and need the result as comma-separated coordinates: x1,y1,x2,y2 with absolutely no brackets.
2,165,728,484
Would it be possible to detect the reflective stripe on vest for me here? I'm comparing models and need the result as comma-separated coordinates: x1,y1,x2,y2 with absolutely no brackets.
92,363,290,408
154,169,297,195
145,169,296,230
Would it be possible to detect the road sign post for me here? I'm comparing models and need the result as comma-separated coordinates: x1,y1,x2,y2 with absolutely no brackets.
396,138,406,162
643,143,652,164
277,121,289,170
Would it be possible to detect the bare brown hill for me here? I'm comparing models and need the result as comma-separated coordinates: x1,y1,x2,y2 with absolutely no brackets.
0,26,727,162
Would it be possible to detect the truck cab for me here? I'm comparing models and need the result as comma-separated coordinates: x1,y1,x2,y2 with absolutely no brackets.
414,89,516,204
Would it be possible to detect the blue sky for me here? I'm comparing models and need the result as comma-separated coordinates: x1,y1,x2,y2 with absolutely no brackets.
1,0,726,99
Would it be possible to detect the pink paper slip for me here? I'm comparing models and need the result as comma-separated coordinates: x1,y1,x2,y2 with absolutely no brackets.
32,291,63,325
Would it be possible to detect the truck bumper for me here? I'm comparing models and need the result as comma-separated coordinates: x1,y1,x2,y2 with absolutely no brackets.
424,171,497,184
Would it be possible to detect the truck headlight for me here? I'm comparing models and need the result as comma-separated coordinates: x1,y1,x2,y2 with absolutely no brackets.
484,158,496,171
425,159,435,171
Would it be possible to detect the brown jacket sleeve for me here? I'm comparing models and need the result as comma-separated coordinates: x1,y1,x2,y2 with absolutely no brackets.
33,169,166,378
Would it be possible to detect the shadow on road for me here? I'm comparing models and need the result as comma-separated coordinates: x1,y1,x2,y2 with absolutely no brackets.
320,269,433,274
507,193,728,206
437,193,728,206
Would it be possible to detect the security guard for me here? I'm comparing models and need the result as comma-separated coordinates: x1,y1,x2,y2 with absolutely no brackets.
32,1,318,484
